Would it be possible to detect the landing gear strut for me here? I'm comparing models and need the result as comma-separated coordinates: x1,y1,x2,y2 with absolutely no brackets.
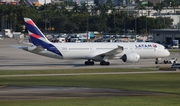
84,60,94,65
100,61,110,66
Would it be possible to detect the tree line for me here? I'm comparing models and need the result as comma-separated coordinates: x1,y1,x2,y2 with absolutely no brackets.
0,0,175,35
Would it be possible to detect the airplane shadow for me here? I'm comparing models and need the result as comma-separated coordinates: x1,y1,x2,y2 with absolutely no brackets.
0,63,123,69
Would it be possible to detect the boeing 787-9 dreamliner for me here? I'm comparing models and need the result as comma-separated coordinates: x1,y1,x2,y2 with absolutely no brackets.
16,18,170,66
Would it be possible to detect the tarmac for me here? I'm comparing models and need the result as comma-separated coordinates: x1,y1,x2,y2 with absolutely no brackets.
0,38,179,100
0,38,177,70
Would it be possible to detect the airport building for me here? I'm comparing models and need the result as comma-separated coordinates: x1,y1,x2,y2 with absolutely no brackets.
150,29,180,44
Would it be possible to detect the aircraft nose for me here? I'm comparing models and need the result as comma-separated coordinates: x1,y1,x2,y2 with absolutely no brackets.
166,50,170,56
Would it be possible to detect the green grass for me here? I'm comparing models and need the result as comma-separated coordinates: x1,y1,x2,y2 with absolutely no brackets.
1,68,180,106
0,73,180,94
1,96,180,106
169,49,180,52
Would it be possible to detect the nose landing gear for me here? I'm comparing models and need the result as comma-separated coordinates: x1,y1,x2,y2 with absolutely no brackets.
155,58,161,64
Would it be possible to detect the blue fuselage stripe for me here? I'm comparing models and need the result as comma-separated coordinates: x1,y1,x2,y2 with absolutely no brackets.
26,23,63,57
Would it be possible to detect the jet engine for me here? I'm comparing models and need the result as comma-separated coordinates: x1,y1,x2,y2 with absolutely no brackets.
121,52,140,63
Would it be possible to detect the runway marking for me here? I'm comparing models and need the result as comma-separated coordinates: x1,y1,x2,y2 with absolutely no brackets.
0,71,180,77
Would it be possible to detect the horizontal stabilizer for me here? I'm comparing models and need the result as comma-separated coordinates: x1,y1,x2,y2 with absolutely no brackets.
9,44,28,50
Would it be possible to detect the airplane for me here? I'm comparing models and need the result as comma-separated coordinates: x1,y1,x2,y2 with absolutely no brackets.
14,17,170,66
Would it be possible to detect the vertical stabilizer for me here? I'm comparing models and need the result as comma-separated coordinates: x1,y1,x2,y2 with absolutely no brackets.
24,18,63,56
24,18,51,46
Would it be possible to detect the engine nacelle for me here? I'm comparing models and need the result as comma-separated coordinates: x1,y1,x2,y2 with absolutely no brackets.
121,52,140,63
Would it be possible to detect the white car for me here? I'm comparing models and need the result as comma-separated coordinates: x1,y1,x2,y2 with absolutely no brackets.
164,58,178,64
0,34,3,40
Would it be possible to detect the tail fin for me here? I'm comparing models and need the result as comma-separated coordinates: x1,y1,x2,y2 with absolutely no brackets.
24,18,63,56
24,18,51,46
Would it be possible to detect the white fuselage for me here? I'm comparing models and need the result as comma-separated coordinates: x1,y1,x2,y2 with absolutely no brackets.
23,17,170,65
26,42,170,61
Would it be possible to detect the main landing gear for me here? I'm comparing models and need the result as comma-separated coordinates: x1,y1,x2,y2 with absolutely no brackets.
84,60,94,65
84,60,110,66
100,61,110,66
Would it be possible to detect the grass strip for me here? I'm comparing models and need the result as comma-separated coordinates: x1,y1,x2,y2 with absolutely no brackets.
0,68,156,75
0,73,180,94
169,49,180,52
1,96,180,106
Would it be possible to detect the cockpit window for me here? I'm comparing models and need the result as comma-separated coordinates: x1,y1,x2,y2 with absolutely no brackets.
162,45,167,49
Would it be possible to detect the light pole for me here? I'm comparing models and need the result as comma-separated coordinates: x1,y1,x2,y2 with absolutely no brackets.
114,10,116,31
146,14,147,34
86,0,89,42
1,5,4,35
44,0,47,36
134,4,137,39
135,14,137,35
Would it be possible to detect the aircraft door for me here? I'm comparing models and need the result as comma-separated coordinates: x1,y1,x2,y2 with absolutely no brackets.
61,47,68,52
131,45,134,52
90,46,94,53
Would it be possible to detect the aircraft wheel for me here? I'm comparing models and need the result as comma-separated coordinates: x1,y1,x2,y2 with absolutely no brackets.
85,61,89,65
85,61,94,65
90,61,94,65
106,62,110,65
155,61,158,64
100,61,105,65
100,61,110,66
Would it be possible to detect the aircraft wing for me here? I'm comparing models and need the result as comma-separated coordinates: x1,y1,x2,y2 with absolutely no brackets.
105,45,123,56
94,45,124,59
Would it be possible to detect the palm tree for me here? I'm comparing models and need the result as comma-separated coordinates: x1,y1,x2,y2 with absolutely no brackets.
80,2,88,14
153,3,163,17
134,3,146,16
19,0,26,6
161,1,170,15
72,3,80,14
99,4,109,16
0,5,6,30
170,0,178,14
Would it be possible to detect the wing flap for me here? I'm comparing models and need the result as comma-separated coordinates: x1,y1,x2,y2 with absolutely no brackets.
105,45,123,56
94,45,124,60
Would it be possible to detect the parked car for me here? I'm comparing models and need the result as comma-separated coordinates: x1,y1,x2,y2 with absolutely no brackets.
0,34,3,40
164,58,178,64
